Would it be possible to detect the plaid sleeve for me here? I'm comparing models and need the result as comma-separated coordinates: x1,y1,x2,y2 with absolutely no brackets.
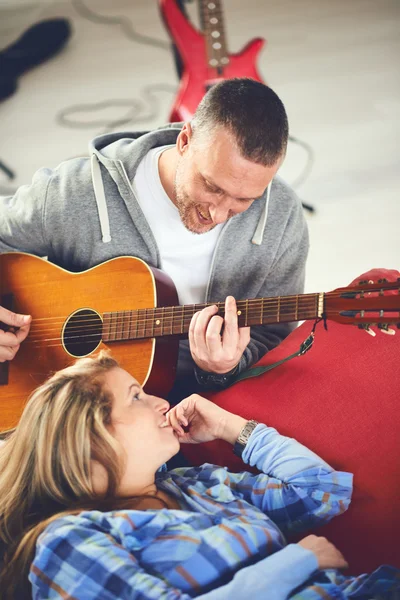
225,424,353,535
29,515,318,600
30,517,195,599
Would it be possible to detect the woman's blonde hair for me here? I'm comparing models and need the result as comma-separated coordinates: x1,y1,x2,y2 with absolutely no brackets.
0,351,126,599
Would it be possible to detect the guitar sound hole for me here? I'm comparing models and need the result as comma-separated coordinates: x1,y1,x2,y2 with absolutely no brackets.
63,309,102,358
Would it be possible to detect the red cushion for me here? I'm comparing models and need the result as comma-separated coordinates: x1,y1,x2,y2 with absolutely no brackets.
181,269,400,573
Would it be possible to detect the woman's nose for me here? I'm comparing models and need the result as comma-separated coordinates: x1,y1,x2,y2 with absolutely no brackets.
151,396,170,414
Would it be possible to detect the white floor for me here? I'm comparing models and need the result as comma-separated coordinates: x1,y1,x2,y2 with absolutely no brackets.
0,0,399,293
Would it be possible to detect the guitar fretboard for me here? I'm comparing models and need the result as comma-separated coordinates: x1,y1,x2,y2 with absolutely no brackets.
102,293,321,342
200,0,230,70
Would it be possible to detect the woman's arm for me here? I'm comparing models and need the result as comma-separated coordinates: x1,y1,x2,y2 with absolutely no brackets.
30,515,318,600
223,423,353,535
168,397,353,536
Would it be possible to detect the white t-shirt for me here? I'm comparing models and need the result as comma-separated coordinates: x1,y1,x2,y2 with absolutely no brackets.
132,145,223,305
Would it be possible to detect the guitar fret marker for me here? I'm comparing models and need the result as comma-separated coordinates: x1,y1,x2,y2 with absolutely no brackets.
156,319,160,325
211,31,220,38
210,17,218,24
237,310,242,316
208,2,216,9
209,58,218,66
221,57,229,64
213,42,222,50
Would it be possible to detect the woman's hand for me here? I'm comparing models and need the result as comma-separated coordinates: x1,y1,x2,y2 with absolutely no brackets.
298,535,349,570
166,395,247,445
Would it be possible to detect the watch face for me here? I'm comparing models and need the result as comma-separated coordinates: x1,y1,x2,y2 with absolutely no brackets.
238,420,258,445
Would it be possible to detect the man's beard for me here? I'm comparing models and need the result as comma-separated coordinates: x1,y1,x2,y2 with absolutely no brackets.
173,180,216,235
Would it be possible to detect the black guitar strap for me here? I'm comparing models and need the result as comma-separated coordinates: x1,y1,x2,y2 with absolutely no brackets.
233,318,326,384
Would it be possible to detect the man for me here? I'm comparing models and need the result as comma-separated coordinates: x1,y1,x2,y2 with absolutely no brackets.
0,78,309,399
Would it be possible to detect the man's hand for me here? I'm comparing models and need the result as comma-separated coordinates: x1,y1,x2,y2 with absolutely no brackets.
0,306,31,362
166,394,247,445
188,296,250,374
298,535,348,570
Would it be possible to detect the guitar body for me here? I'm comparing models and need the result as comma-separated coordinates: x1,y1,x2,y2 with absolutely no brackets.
0,253,179,431
159,0,265,121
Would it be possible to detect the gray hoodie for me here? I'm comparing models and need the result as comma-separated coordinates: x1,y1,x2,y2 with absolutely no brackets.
0,124,309,393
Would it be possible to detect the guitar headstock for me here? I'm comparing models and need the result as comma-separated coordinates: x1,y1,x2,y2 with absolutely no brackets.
324,278,400,334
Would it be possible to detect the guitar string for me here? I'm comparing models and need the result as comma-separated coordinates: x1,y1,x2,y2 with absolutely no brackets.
25,301,322,341
26,301,399,338
14,286,400,331
25,295,321,333
25,298,400,341
24,293,399,336
15,284,400,327
21,296,322,332
16,292,323,324
26,309,400,345
31,312,400,350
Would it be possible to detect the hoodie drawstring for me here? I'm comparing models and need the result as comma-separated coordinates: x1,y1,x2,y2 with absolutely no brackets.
91,151,271,247
91,154,111,243
251,180,272,246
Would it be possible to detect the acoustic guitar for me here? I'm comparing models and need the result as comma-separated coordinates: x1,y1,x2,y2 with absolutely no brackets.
1,252,399,431
159,0,266,121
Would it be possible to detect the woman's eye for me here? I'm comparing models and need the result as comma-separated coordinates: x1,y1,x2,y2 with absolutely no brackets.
132,392,141,402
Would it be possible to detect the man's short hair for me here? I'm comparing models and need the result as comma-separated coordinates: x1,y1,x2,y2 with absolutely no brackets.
192,78,288,166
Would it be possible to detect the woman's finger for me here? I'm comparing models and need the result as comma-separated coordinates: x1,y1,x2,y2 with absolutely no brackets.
165,409,184,436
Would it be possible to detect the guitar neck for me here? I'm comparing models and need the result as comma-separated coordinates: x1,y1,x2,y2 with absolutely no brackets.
102,293,322,343
200,0,230,70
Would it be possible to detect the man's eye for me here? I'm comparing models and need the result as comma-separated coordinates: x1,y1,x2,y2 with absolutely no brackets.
204,180,218,193
132,392,141,402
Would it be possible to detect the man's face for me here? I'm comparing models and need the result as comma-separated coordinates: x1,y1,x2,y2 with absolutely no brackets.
173,124,283,234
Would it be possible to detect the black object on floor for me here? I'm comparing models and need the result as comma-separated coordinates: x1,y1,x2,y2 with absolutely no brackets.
0,18,72,102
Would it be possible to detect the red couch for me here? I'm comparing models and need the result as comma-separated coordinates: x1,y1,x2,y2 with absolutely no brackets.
181,269,400,574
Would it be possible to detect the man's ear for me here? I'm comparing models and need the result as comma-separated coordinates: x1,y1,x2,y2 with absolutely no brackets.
176,122,193,155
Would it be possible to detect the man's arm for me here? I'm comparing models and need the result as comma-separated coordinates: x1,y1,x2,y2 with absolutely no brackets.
193,197,309,389
0,166,53,255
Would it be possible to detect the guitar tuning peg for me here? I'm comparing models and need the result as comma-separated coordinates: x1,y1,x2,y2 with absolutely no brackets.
378,324,396,335
358,280,368,285
368,280,374,284
358,324,376,336
378,278,388,283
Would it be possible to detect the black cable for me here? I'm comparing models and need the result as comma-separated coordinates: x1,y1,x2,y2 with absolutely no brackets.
288,135,315,190
56,84,177,134
71,0,171,51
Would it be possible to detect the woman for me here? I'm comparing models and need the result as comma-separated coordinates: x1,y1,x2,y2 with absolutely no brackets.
0,352,398,599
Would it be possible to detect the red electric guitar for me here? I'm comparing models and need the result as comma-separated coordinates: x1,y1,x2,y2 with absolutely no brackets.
159,0,266,121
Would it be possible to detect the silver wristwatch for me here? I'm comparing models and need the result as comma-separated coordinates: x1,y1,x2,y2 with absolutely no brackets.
233,420,259,457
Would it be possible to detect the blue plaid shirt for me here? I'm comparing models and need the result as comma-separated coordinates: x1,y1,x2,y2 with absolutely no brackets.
30,425,400,599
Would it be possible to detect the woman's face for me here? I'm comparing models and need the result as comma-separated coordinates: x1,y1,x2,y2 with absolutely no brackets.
102,367,180,495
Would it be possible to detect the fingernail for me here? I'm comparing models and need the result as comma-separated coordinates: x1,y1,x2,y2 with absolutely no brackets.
21,315,31,324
